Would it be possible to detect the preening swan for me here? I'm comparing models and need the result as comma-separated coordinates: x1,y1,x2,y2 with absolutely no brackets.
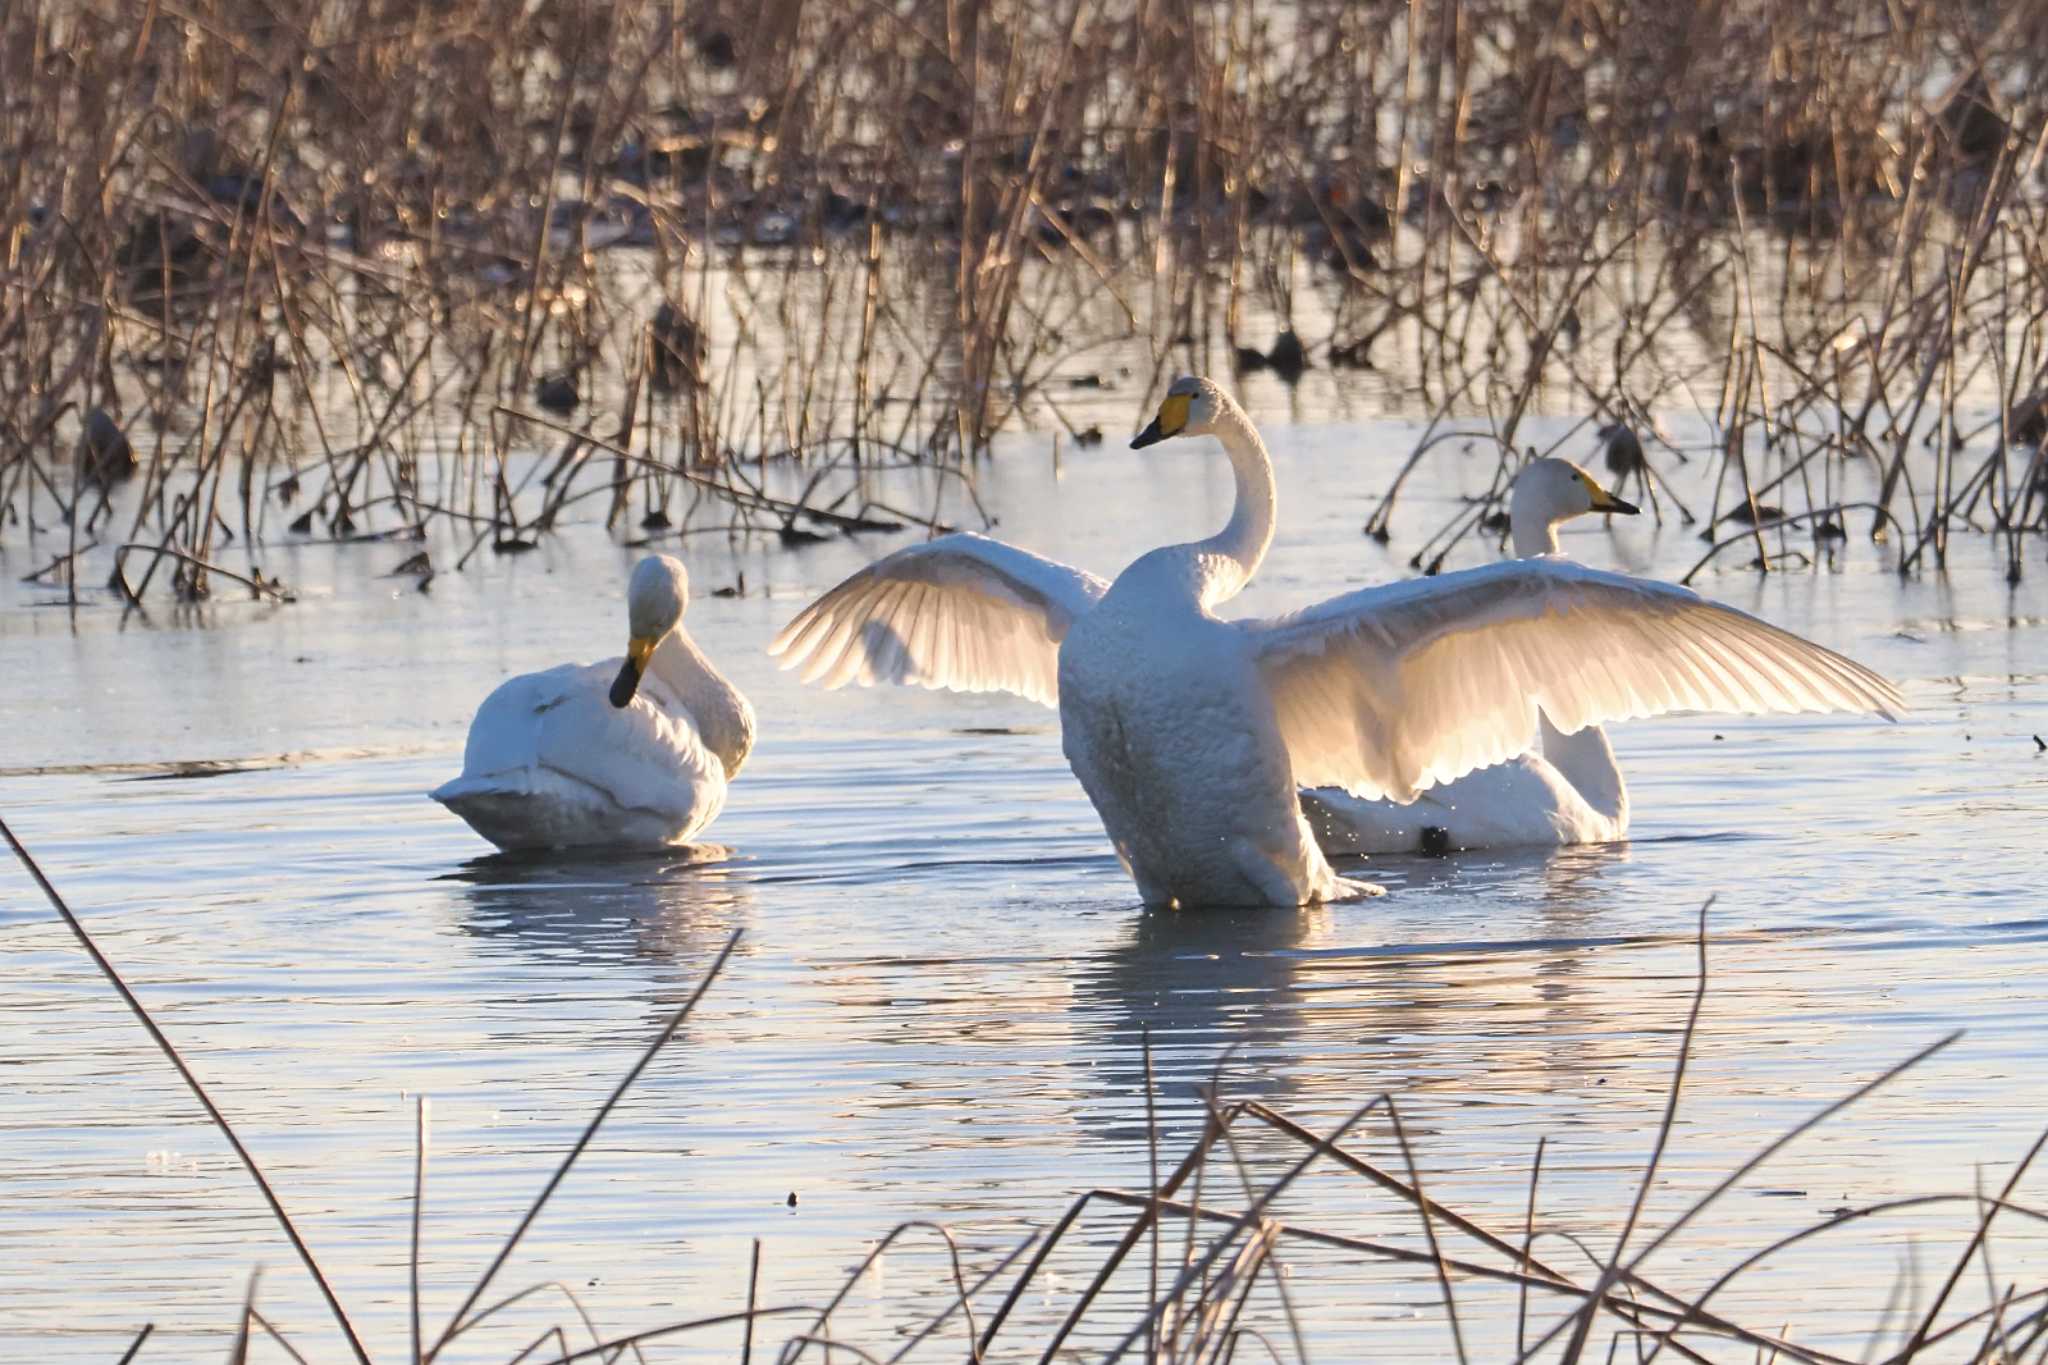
432,555,755,852
1303,455,1650,854
770,378,1904,909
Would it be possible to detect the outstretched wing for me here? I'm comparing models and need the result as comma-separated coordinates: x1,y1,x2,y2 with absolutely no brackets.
769,533,1109,706
1243,556,1904,801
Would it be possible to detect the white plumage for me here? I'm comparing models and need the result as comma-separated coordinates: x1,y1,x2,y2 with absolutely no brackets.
432,555,755,852
771,378,1903,907
1261,553,1902,801
1298,456,1903,853
771,536,1106,705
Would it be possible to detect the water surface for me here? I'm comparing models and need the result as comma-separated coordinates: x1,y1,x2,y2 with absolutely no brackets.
4,404,2046,1360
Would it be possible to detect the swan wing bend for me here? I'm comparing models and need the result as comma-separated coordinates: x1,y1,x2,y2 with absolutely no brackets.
1243,556,1906,802
769,533,1110,706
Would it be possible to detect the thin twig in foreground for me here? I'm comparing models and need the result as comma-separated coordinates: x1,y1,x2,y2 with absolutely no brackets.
1561,896,1714,1364
412,1093,430,1365
115,1323,153,1365
0,815,370,1364
429,928,742,1358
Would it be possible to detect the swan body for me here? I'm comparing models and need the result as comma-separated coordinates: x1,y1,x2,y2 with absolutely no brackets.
432,556,755,851
1304,456,1642,855
770,379,1903,908
1304,725,1627,855
1060,552,1371,908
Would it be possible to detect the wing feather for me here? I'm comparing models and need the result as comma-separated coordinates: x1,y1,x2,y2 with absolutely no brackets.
1244,557,1904,801
770,533,1110,706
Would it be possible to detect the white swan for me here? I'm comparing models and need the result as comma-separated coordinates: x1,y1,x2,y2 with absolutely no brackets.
768,377,1903,908
1302,455,1650,854
432,555,755,851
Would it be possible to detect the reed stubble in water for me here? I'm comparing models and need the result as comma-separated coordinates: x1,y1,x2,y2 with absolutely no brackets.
3,1,2048,605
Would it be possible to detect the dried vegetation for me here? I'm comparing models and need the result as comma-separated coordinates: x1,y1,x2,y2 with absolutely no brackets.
4,0,2047,603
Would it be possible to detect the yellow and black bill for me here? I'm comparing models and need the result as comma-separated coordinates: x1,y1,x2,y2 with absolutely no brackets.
608,635,660,708
1589,483,1641,515
1130,392,1191,449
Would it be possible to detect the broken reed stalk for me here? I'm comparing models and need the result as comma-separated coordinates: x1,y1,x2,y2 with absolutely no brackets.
114,1323,153,1365
1192,1086,1310,1365
5,815,764,1362
1635,1191,2048,1365
0,813,372,1365
1101,1093,1391,1362
741,1237,760,1365
1516,1135,1547,1358
1385,1095,1471,1365
1892,1121,2048,1360
1143,1025,1162,1364
778,1220,984,1365
1057,1189,1819,1362
411,1094,429,1365
1524,1027,1968,1365
873,1227,1045,1365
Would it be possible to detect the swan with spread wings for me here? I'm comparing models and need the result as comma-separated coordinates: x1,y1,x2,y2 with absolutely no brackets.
1302,454,1647,854
770,377,1903,909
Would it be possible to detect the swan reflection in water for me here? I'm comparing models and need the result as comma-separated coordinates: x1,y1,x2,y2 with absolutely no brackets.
440,843,754,982
1072,840,1657,1148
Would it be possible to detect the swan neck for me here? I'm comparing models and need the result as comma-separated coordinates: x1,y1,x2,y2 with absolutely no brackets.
651,627,756,778
1509,484,1562,557
1194,399,1276,601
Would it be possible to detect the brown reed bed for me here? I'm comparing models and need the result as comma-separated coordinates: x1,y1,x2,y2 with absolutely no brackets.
7,815,2045,1364
3,0,2047,606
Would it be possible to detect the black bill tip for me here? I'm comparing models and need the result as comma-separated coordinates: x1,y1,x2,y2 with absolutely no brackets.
1608,496,1642,516
1129,417,1165,450
608,658,642,708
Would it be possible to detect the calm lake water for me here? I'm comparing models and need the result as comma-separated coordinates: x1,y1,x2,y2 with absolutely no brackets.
4,390,2047,1361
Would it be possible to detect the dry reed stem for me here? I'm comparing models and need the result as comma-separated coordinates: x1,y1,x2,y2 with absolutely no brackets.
11,809,2042,1362
0,814,371,1363
428,928,743,1358
8,0,2048,595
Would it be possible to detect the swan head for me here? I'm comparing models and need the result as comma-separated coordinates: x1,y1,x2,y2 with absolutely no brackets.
609,555,689,708
1130,376,1226,448
1511,456,1639,526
